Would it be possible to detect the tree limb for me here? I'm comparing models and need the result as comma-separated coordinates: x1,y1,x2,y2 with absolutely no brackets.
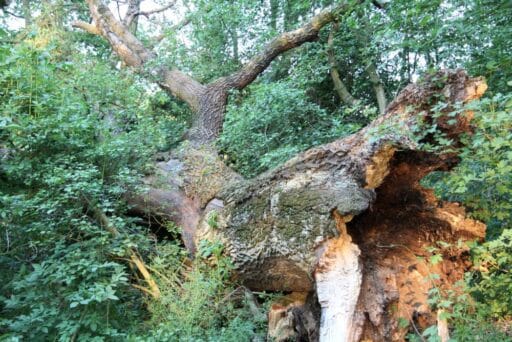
151,17,191,44
123,0,177,31
77,0,204,112
137,1,177,17
72,20,101,35
366,62,387,115
1,8,23,19
86,200,161,299
223,2,356,89
122,0,141,34
78,0,359,142
353,15,388,114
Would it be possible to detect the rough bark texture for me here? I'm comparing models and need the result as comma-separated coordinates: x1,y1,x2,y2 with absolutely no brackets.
76,0,353,143
135,70,487,341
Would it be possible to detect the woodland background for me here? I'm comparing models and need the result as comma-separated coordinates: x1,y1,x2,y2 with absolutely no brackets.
0,0,511,340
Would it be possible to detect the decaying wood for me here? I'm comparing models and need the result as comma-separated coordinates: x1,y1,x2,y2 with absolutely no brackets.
143,70,484,341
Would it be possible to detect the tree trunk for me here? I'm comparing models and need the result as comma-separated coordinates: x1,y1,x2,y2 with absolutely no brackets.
132,70,487,341
76,0,347,144
327,22,358,106
123,0,141,34
367,62,387,115
21,0,31,27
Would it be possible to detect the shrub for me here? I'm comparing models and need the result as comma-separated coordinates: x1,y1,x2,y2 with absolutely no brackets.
219,81,362,177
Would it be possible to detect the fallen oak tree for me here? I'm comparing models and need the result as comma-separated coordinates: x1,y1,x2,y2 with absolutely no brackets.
75,1,488,340
131,70,487,342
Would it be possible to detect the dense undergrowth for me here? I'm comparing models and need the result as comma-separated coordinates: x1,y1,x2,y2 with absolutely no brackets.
0,39,266,340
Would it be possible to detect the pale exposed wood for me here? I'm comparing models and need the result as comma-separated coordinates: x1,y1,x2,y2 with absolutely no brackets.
72,20,100,35
316,212,362,342
88,202,161,299
437,309,450,342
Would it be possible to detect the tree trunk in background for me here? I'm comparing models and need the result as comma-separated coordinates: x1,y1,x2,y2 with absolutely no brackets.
367,62,387,114
327,22,358,106
123,0,141,34
270,0,279,31
131,70,487,341
21,0,31,27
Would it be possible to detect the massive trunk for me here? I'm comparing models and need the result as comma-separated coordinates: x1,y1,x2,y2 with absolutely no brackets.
131,70,487,341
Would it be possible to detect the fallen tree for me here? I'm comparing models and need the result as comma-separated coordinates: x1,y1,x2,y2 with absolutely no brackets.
76,1,488,340
139,70,486,341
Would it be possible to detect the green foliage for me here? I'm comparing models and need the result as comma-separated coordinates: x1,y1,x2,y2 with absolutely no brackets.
459,0,512,94
468,229,512,320
405,243,511,341
418,92,512,336
219,81,362,177
424,93,512,237
1,0,512,339
140,240,267,341
0,37,181,339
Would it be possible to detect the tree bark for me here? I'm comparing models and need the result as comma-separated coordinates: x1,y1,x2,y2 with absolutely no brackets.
77,3,490,341
76,0,353,143
122,0,141,34
131,70,487,341
366,62,387,114
352,15,388,114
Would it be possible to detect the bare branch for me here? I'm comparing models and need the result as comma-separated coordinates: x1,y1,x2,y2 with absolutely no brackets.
138,1,177,17
371,0,388,10
72,20,100,35
77,0,204,112
124,0,177,29
152,17,191,44
122,0,140,33
223,2,356,90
